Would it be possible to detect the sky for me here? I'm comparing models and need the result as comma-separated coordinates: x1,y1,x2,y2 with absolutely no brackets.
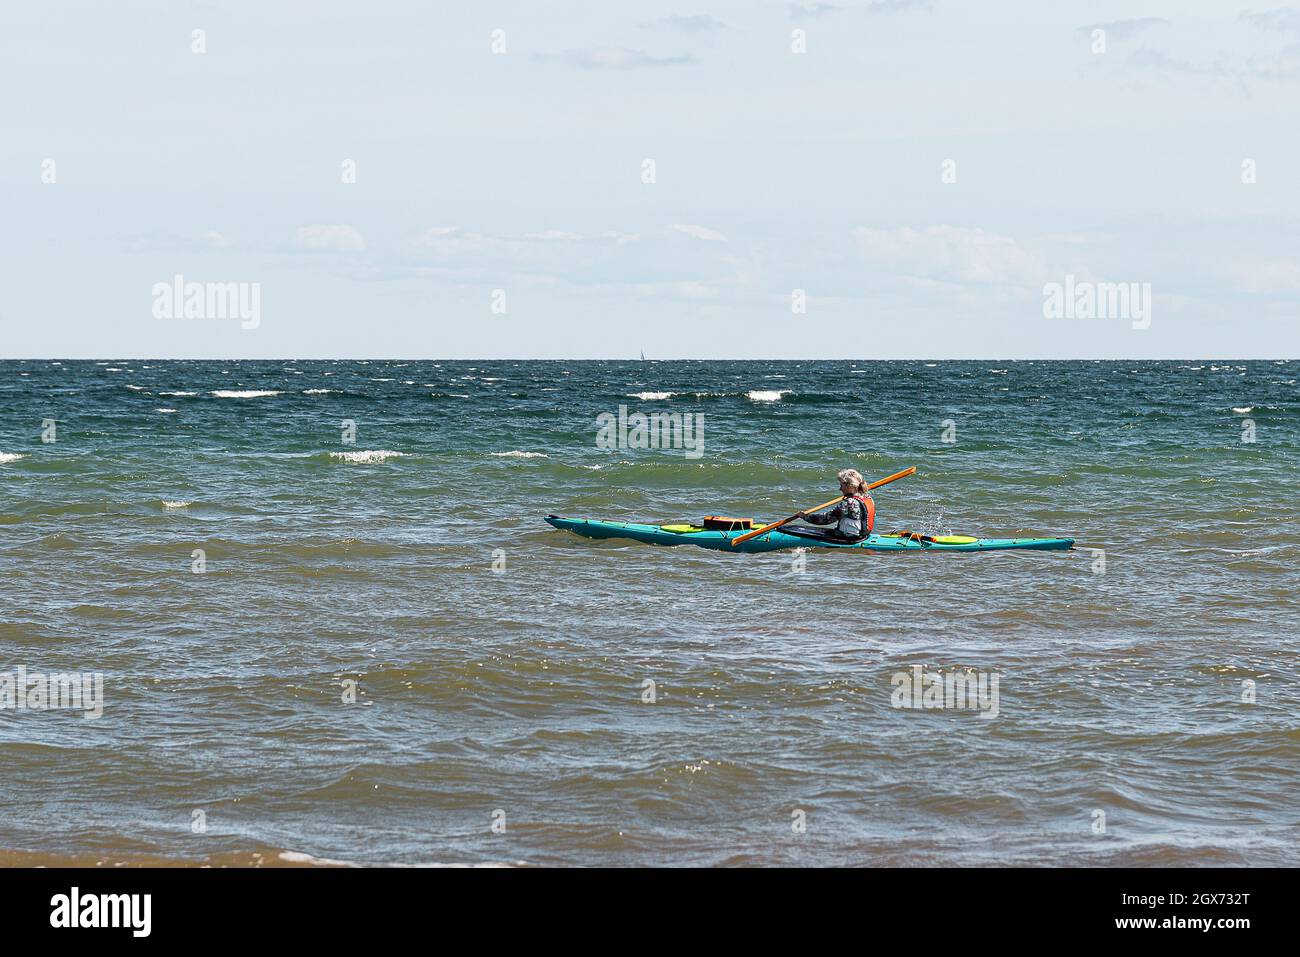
2,0,1298,358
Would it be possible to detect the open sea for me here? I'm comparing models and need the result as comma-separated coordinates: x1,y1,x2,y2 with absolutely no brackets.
0,359,1296,866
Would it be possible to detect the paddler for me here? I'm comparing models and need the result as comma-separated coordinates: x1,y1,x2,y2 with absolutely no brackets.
792,468,876,542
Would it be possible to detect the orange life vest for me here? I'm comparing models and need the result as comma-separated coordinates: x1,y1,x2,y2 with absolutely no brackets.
849,493,876,537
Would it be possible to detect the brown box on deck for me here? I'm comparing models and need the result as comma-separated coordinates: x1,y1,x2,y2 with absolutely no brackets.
702,516,755,531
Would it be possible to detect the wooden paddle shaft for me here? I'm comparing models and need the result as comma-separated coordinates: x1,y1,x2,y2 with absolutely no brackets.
864,466,917,491
730,466,916,546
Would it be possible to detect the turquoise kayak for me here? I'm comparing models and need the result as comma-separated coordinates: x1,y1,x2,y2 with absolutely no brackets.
545,515,1074,554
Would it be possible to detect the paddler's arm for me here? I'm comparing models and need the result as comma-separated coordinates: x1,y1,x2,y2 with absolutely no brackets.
802,502,843,525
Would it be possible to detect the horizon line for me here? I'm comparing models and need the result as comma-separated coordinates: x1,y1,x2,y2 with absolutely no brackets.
2,356,1297,363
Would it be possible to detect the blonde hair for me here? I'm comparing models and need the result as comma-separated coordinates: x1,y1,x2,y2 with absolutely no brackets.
837,468,866,494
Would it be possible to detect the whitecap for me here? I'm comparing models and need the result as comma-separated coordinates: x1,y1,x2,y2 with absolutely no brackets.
0,453,26,464
627,391,675,400
490,451,548,458
277,851,355,867
303,389,338,395
162,500,192,509
159,391,198,396
746,390,788,402
329,450,406,463
211,390,281,398
1232,406,1254,414
156,408,178,413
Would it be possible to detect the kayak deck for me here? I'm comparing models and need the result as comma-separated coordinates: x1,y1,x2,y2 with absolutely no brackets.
545,515,1074,554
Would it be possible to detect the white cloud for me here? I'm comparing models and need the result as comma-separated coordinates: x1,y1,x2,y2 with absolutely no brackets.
852,225,1050,285
791,0,928,18
1239,8,1300,34
869,0,932,11
404,228,641,262
1224,256,1300,294
543,48,697,70
653,15,727,33
523,230,585,241
386,224,749,298
412,227,458,245
123,230,235,253
1076,18,1170,42
789,3,841,21
294,224,366,252
671,223,728,242
1125,44,1300,82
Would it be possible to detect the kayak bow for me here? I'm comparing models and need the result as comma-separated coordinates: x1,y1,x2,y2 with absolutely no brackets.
545,516,1074,554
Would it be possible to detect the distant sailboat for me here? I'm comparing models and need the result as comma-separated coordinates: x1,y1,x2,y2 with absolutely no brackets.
640,349,646,362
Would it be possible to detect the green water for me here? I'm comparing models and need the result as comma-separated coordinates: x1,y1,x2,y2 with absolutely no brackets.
0,359,1296,864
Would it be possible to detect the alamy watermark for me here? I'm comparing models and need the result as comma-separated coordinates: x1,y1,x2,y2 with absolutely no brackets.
1043,275,1151,330
0,665,104,719
152,274,260,329
596,405,704,459
890,664,999,719
50,887,150,937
